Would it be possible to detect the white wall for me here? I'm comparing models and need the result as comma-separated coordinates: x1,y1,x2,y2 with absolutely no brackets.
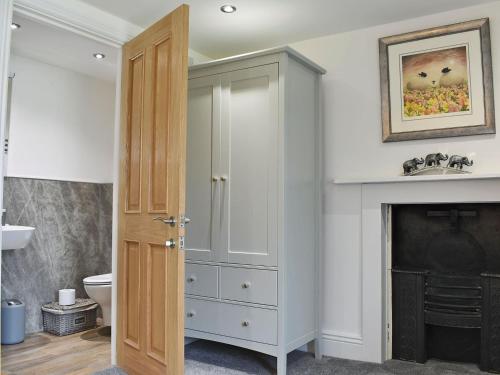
7,54,115,183
189,48,212,65
288,0,500,361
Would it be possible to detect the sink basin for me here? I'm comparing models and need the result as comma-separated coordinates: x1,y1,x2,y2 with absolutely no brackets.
2,225,35,250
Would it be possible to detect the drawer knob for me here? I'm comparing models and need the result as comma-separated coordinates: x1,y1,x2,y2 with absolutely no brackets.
241,320,250,327
187,311,196,318
241,282,251,289
187,275,197,283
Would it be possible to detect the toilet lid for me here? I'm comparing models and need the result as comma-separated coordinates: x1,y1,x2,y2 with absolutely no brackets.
83,273,112,285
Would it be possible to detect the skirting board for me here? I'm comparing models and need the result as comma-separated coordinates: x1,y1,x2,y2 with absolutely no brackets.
323,330,363,345
320,330,378,363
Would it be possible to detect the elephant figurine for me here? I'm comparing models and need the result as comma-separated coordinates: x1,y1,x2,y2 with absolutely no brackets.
403,157,424,175
425,153,449,167
447,155,473,169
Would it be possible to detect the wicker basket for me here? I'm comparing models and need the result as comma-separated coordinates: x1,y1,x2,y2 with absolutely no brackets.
41,298,98,336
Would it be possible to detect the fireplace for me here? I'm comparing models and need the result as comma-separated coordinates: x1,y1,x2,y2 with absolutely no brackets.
391,204,500,372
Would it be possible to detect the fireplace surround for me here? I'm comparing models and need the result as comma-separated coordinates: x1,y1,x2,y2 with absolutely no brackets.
326,177,500,366
390,204,500,372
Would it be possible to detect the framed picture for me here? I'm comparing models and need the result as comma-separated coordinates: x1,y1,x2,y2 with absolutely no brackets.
379,18,495,142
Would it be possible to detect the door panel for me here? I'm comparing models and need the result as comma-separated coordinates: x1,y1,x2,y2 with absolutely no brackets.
124,241,141,348
125,54,145,213
185,76,221,261
117,5,189,375
146,243,166,363
220,64,279,266
148,37,171,213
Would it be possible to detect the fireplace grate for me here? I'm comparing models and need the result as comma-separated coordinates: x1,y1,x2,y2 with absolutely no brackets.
424,274,482,329
392,269,500,372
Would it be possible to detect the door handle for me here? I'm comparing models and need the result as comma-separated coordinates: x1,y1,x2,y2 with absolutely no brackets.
154,216,177,227
165,239,176,249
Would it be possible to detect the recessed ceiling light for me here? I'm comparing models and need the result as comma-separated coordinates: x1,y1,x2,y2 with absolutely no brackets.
93,53,106,60
220,4,237,13
10,23,21,30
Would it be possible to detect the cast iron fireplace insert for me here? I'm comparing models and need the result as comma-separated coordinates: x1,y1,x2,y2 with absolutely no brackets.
391,204,500,373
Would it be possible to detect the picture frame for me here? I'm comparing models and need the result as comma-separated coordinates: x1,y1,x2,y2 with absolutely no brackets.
379,18,495,142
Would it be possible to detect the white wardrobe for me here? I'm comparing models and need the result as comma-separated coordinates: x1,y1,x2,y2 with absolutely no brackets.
184,47,325,374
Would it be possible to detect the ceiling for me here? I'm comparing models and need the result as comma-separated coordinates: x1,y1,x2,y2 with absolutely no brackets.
80,0,495,58
10,14,118,82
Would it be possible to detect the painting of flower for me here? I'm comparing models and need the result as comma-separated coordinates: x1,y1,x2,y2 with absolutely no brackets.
401,46,471,119
379,18,495,142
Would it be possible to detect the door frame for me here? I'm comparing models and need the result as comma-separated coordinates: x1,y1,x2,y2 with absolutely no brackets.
0,1,14,335
0,0,141,365
1,1,196,366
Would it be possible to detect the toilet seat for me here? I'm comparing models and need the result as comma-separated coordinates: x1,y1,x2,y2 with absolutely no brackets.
83,273,112,285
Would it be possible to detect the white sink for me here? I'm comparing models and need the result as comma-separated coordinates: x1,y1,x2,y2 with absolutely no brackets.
2,225,35,250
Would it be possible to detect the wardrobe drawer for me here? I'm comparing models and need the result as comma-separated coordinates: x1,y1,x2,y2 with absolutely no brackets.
220,267,277,306
185,263,218,298
185,298,277,345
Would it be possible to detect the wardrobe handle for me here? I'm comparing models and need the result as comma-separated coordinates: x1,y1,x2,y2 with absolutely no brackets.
220,176,227,182
212,176,219,182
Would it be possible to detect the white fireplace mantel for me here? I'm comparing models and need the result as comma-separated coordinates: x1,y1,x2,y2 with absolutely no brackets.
332,173,500,185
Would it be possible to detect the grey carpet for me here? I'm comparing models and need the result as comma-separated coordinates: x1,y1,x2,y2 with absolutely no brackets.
94,340,487,374
94,369,126,375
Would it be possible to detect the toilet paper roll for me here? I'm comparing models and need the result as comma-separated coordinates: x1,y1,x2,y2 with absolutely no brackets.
59,289,75,306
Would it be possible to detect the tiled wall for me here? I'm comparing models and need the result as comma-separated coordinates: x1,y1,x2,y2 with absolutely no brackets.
1,177,112,333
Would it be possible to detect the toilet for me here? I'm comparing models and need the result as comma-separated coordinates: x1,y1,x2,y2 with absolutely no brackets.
83,273,112,326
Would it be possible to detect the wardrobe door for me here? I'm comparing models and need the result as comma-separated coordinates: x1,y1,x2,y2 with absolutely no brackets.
185,76,222,261
220,64,279,267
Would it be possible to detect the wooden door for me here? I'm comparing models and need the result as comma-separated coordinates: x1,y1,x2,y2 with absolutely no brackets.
185,75,223,262
117,5,189,375
220,64,279,267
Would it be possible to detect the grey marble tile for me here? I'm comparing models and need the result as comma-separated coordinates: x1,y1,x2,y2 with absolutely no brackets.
1,177,113,333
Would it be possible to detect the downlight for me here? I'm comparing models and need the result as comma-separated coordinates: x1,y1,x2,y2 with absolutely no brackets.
220,5,237,13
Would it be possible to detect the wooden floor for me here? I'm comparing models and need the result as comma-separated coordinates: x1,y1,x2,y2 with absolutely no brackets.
1,327,111,375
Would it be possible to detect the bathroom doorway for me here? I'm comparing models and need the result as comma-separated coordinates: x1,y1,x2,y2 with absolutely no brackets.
1,7,120,375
